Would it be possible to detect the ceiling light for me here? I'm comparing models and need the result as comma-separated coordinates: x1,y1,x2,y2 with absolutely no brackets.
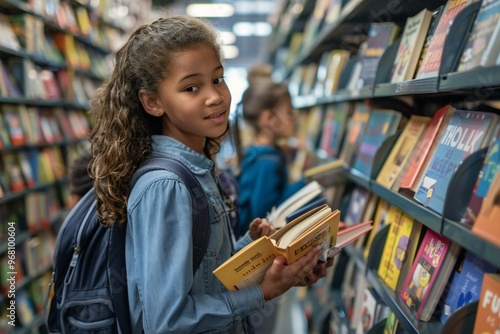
234,1,276,14
186,3,235,17
219,31,236,45
222,45,239,59
253,22,272,36
233,22,254,37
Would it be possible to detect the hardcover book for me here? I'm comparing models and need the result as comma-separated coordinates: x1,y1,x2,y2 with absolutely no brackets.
414,110,495,214
376,115,430,189
363,198,391,259
390,8,433,83
416,0,473,79
338,102,371,166
461,138,500,225
353,109,402,178
400,229,461,321
317,102,351,159
473,273,500,334
439,250,496,324
414,6,445,77
377,205,404,281
357,22,399,88
457,0,500,71
381,214,422,292
399,105,455,193
213,206,372,291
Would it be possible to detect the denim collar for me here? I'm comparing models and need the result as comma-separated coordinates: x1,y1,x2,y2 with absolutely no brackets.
151,135,214,176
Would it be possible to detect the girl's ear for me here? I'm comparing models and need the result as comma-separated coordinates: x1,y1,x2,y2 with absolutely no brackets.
138,89,163,117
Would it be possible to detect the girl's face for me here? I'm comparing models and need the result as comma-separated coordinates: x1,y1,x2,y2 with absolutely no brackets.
270,96,295,139
155,44,231,153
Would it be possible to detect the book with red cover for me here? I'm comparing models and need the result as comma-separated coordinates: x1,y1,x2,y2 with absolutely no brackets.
416,0,474,79
399,105,455,193
400,228,460,321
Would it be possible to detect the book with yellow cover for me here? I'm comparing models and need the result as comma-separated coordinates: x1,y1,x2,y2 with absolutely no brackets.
376,115,430,189
214,205,372,291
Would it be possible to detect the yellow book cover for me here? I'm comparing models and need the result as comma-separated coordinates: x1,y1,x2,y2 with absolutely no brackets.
377,205,403,280
376,115,430,188
384,214,422,292
363,198,391,259
214,207,373,291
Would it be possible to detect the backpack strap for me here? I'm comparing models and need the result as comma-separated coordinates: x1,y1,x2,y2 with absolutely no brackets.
130,156,210,273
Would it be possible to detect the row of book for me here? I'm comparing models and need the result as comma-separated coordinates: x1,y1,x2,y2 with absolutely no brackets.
287,0,500,98
0,147,67,195
0,13,113,75
0,105,91,149
301,181,499,333
298,100,500,234
0,57,103,103
0,1,124,53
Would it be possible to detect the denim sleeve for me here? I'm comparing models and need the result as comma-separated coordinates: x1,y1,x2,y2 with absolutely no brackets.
234,232,253,252
128,176,265,333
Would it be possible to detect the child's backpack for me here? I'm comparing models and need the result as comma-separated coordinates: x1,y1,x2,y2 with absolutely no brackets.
46,156,209,334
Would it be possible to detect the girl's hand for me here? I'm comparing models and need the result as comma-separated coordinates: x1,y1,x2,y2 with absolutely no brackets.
249,218,276,240
259,247,327,301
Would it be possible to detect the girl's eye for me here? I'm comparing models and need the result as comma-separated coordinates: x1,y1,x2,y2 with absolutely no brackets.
186,86,199,92
214,76,225,84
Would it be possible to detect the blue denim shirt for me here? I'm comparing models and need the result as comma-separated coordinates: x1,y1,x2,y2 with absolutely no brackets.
126,135,264,333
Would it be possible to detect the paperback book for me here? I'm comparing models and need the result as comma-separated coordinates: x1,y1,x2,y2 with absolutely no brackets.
213,205,372,291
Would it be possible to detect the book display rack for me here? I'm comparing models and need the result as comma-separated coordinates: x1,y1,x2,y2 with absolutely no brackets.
270,0,500,333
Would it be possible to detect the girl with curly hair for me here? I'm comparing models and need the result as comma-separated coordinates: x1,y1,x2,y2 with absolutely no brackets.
89,15,329,333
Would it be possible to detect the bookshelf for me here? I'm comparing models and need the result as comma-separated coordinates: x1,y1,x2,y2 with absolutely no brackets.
271,0,500,333
0,0,150,332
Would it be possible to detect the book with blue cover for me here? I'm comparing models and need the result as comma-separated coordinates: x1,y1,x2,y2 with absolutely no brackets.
414,110,495,214
353,109,401,177
462,137,500,225
439,250,496,324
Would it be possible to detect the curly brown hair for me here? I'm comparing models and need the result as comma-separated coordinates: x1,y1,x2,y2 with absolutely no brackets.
90,16,224,227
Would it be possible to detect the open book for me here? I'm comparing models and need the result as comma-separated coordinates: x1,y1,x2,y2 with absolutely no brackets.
267,180,324,228
214,204,372,291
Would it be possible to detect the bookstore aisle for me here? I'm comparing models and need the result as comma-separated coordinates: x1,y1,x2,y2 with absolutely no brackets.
268,0,500,333
0,0,150,332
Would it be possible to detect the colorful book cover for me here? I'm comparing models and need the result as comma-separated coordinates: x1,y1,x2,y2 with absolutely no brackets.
364,199,391,259
384,214,422,292
400,105,455,193
416,0,473,79
339,102,371,166
414,110,494,214
414,5,445,76
473,273,500,334
400,229,455,320
457,0,500,72
377,205,403,280
343,187,370,226
383,310,399,334
391,8,433,83
471,170,500,246
461,138,500,225
318,102,350,158
353,110,401,177
3,106,26,146
376,115,430,188
439,251,496,324
358,22,399,87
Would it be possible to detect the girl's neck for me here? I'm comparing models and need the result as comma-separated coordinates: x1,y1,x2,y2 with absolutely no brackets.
253,131,276,146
